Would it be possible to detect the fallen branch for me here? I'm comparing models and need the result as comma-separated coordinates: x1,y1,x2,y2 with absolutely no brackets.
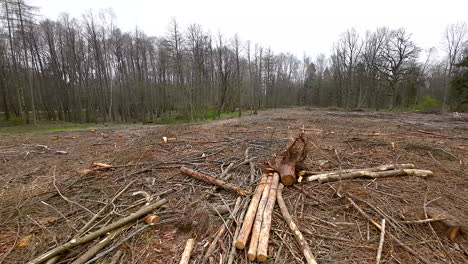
376,219,385,264
235,174,268,249
179,238,195,264
303,163,416,182
346,197,430,264
257,172,280,262
276,184,317,264
317,169,433,183
27,199,167,264
180,166,249,195
70,225,128,264
398,218,446,224
248,175,273,261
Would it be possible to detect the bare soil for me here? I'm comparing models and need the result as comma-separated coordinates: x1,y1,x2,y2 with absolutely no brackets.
0,108,467,263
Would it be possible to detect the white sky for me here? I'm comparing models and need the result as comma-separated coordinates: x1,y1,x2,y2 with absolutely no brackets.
30,0,468,58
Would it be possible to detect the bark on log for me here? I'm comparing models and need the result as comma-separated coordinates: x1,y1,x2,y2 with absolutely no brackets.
318,169,433,183
304,164,416,182
27,199,167,264
276,184,317,264
235,174,269,249
179,238,195,264
180,166,249,195
257,172,280,262
247,176,273,261
70,225,127,264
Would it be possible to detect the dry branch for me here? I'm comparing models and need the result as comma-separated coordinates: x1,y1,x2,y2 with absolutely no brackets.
276,184,317,264
303,163,416,182
180,166,249,195
257,172,280,262
179,238,195,264
27,199,167,264
70,225,128,264
235,174,268,249
376,219,386,264
248,176,273,261
317,168,433,183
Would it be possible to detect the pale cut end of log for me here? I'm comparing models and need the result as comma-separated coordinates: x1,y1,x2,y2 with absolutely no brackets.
144,215,160,225
281,174,296,185
257,254,268,262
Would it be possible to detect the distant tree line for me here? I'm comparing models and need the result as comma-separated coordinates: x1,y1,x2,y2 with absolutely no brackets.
0,0,467,124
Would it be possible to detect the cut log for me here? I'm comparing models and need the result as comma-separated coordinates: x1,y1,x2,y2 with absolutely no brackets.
318,169,433,183
179,238,195,264
180,166,249,195
275,132,307,185
235,174,269,249
304,163,416,182
257,172,280,262
247,176,273,261
27,199,167,264
276,184,317,264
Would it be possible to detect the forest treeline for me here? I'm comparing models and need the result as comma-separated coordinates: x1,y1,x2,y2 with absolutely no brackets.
0,0,467,124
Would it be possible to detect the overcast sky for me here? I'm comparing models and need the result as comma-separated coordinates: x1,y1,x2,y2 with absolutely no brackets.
30,0,468,58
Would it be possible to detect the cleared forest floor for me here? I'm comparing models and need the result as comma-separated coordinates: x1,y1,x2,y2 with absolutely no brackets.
0,108,467,264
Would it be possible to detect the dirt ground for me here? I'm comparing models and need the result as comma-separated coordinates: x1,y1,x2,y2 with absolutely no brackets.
0,108,467,264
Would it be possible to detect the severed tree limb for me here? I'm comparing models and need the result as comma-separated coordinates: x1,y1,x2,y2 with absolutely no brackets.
180,166,249,195
235,174,268,249
276,184,317,264
248,176,273,261
398,218,446,224
376,219,386,264
70,225,128,264
317,169,433,183
303,164,416,182
179,238,195,264
84,225,151,264
27,199,167,264
257,172,280,262
346,197,430,264
275,131,307,185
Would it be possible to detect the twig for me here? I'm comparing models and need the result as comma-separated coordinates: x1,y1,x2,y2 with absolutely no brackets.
376,219,386,264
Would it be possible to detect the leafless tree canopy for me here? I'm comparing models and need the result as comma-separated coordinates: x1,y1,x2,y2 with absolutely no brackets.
0,1,467,124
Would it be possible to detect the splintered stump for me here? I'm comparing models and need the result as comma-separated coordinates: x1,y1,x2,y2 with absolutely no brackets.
256,172,280,262
180,166,249,195
247,175,273,261
275,132,307,185
235,175,268,249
